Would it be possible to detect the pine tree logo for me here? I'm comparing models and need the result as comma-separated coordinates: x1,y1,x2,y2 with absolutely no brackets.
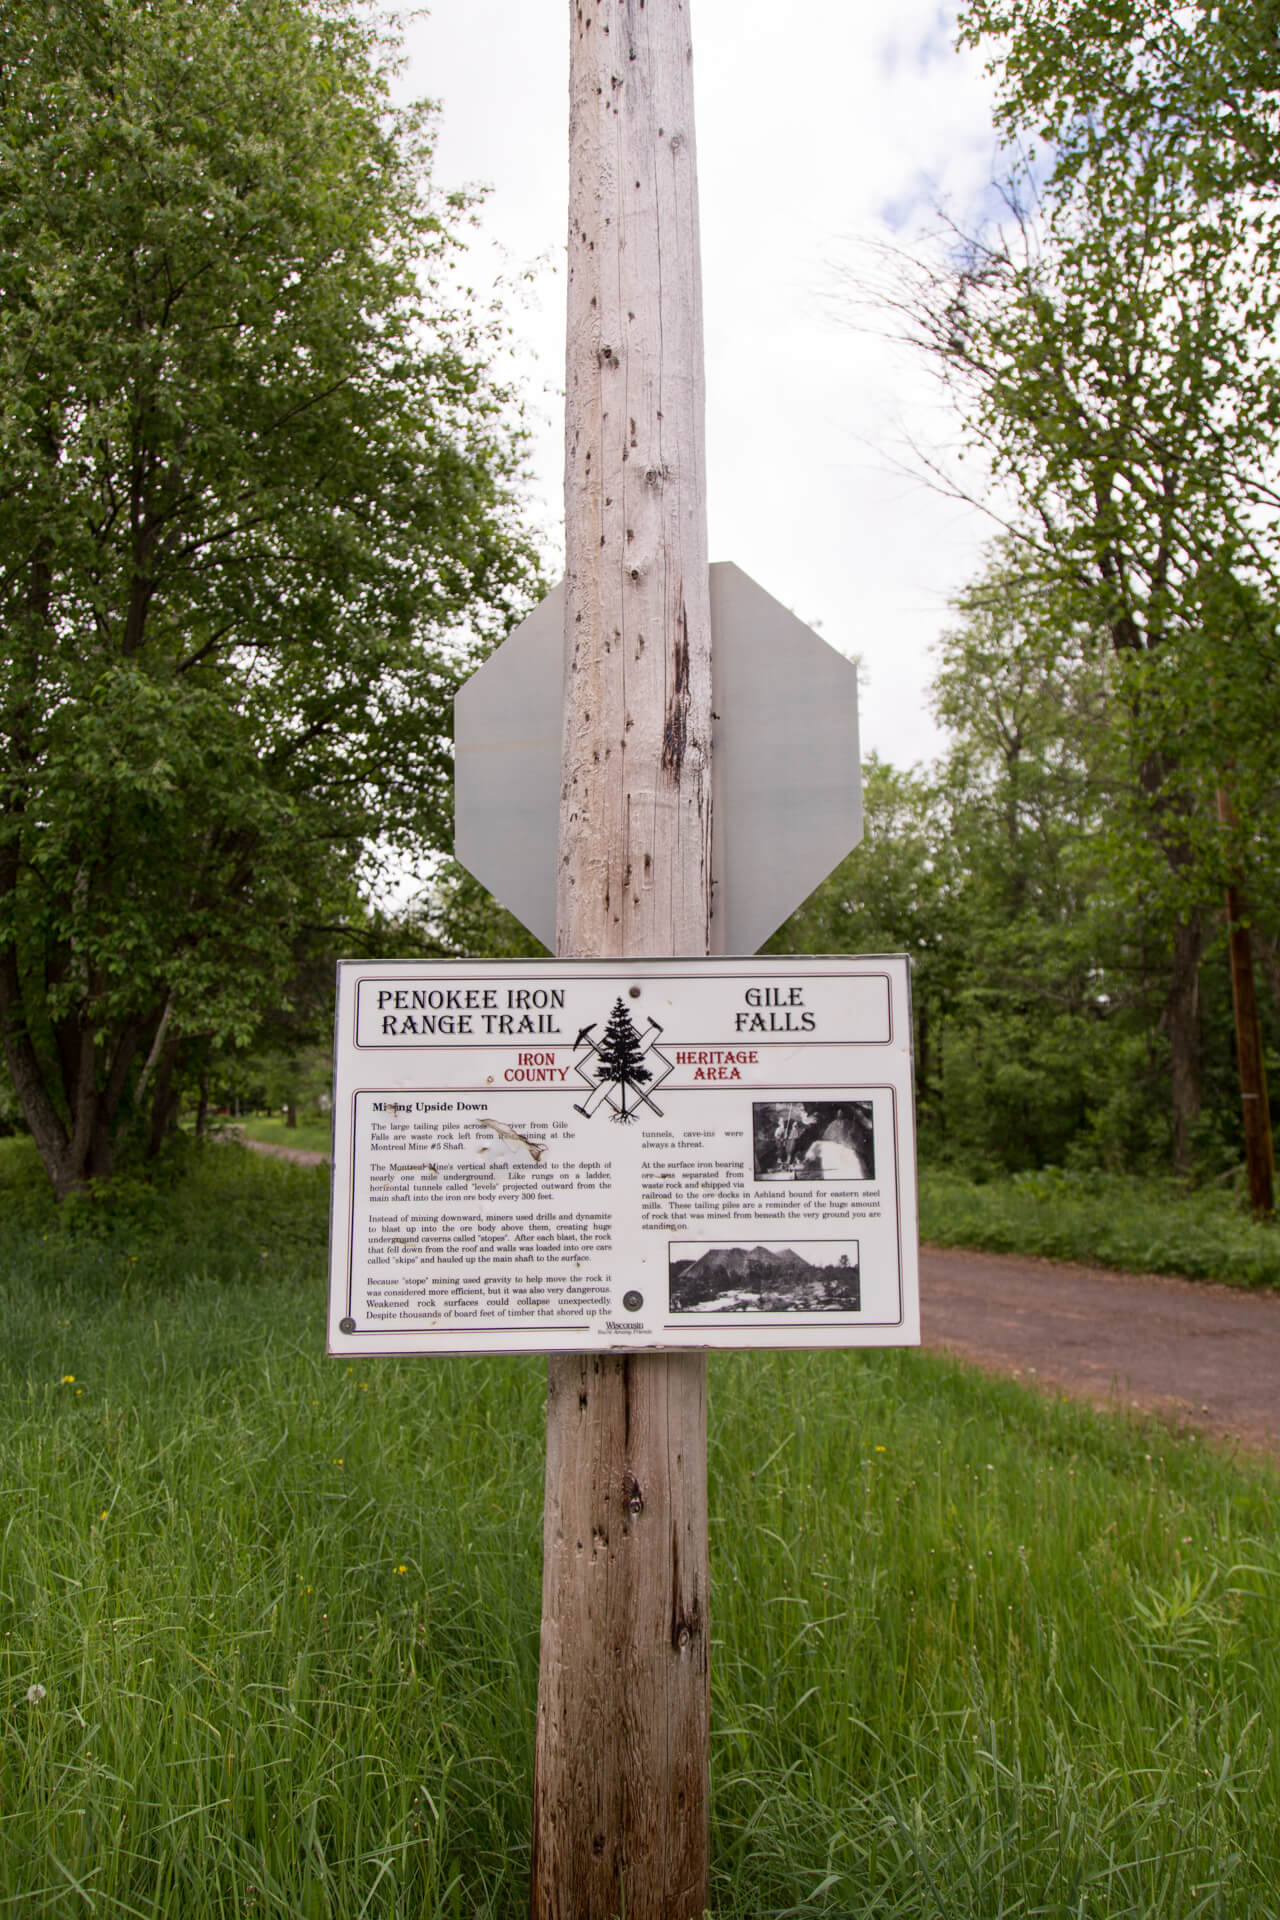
594,999,653,1121
572,998,673,1122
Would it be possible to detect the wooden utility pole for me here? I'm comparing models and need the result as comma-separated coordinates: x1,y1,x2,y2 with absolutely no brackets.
532,2,713,1915
1217,788,1274,1219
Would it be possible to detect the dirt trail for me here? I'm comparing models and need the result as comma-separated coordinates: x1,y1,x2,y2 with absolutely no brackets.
240,1138,1280,1454
921,1243,1280,1456
239,1133,329,1168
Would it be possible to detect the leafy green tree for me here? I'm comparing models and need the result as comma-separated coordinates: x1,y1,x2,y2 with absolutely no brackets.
961,0,1280,214
766,755,958,1138
246,1043,332,1130
772,555,1191,1171
409,859,549,963
866,0,1280,1168
0,0,535,1196
927,556,1176,1169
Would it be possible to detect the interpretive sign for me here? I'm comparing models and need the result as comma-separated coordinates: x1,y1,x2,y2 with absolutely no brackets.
327,956,919,1356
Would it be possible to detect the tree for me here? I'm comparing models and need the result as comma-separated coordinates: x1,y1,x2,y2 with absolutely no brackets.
769,554,1201,1172
593,998,653,1122
410,859,549,963
0,0,536,1197
765,756,958,1138
927,554,1193,1170
960,0,1280,217
860,0,1280,1170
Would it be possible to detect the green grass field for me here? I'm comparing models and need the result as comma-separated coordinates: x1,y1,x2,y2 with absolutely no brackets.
1,1138,1278,1917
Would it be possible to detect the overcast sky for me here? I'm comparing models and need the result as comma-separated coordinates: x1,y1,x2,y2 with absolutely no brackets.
397,1,1006,769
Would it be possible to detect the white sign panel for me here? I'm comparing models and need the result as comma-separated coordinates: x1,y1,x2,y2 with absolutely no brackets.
327,957,919,1355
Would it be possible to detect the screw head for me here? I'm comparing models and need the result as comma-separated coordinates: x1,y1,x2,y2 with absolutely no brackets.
339,1317,356,1335
622,1290,643,1313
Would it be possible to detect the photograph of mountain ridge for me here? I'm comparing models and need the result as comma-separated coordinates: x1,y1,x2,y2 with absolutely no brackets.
668,1241,861,1313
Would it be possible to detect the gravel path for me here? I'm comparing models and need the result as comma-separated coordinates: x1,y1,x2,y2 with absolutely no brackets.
241,1135,329,1168
920,1242,1280,1456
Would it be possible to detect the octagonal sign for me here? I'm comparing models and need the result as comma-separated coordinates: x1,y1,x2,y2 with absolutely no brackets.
454,562,862,955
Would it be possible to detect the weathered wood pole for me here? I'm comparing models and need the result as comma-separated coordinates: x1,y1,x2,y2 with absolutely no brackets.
1217,789,1274,1219
532,2,713,1915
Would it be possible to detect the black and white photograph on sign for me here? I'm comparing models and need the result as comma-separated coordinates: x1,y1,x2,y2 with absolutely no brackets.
753,1100,875,1182
669,1240,861,1314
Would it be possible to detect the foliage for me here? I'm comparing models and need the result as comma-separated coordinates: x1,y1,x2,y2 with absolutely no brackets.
960,0,1280,214
1,1142,1277,1916
224,1040,332,1127
765,754,957,1129
857,0,1280,1171
951,0,1280,646
774,538,1280,1175
927,553,1150,1166
0,0,536,1197
407,857,549,963
776,559,1178,1171
921,1163,1280,1289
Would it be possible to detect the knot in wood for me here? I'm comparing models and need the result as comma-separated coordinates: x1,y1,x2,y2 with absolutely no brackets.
622,1471,644,1517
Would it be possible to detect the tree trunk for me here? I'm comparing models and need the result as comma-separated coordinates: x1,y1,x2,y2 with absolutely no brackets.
1168,913,1204,1176
1207,789,1273,1213
915,992,931,1115
0,954,101,1197
533,3,713,1914
0,943,163,1194
1223,884,1274,1216
146,1030,182,1159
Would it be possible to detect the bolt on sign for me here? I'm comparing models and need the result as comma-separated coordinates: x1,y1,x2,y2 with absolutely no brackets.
327,955,919,1356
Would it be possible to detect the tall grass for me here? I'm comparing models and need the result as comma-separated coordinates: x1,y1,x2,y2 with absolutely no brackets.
1,1138,1277,1917
709,1352,1279,1915
922,1164,1280,1289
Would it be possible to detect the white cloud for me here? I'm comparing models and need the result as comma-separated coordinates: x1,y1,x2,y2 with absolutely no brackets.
399,1,1006,768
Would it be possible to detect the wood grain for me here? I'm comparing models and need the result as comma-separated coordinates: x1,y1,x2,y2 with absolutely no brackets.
533,2,713,1913
556,0,713,959
531,1354,709,1917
